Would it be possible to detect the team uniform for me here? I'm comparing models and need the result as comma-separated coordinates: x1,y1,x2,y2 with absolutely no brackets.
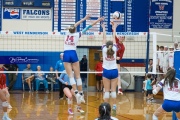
112,29,125,64
158,52,164,71
0,74,7,90
168,52,174,68
63,32,81,63
0,68,11,120
102,44,118,79
162,52,169,73
116,39,125,64
157,79,180,112
63,25,92,63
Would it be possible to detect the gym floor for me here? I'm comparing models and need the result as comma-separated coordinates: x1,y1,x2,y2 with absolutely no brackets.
0,91,171,120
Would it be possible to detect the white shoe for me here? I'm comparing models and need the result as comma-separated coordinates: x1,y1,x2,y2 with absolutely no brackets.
75,93,81,104
8,105,12,109
2,115,11,120
80,95,85,103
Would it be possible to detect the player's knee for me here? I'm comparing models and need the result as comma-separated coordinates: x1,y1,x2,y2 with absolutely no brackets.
111,92,117,98
2,101,9,107
76,78,82,86
70,78,76,85
104,92,110,99
6,93,10,98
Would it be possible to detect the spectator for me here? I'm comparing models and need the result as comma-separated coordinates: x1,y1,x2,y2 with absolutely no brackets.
162,46,169,73
174,42,179,50
95,57,103,92
95,102,118,120
80,55,88,88
168,46,174,68
3,64,18,90
22,64,34,92
55,53,65,99
47,67,56,83
35,66,49,93
46,67,56,91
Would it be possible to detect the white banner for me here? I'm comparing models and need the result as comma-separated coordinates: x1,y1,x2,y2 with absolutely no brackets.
0,31,147,36
21,9,51,20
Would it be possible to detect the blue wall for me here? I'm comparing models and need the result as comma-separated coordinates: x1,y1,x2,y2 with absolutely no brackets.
0,51,62,90
174,51,180,80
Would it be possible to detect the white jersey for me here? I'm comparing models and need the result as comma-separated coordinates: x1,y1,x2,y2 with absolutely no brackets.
102,44,117,70
95,116,118,120
158,79,180,101
64,32,82,51
163,52,169,67
168,52,174,67
158,52,164,68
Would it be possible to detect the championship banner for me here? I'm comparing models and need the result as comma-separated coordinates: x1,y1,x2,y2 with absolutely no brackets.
150,0,173,29
21,9,51,20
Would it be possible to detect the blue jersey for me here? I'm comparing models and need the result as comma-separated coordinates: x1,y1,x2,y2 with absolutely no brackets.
55,60,65,71
59,73,71,85
146,79,152,90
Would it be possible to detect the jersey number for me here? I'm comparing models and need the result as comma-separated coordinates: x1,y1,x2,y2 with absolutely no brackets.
66,36,74,42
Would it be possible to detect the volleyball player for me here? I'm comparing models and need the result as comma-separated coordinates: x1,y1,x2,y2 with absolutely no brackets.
59,70,84,114
152,68,180,120
0,66,12,109
0,67,11,120
111,21,125,95
101,22,118,111
63,15,104,104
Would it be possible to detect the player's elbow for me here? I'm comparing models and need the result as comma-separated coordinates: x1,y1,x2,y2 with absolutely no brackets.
152,89,158,95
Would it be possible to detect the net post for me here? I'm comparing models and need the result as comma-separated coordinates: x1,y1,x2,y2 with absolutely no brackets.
145,32,150,74
152,32,157,74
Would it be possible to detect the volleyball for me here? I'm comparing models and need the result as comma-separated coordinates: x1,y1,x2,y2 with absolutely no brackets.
112,11,121,19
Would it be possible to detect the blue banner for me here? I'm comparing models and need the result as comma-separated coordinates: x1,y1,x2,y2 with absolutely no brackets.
0,0,2,30
3,8,20,19
0,56,46,64
150,0,173,29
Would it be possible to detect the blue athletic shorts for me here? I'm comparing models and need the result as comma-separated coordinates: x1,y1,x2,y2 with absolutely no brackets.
103,68,118,80
63,50,79,63
162,99,180,112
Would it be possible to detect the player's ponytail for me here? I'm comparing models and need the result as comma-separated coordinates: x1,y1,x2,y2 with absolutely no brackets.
164,68,176,89
69,25,76,33
98,102,111,120
106,41,114,58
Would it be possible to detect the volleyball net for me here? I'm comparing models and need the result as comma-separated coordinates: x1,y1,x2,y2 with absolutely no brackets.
0,31,179,90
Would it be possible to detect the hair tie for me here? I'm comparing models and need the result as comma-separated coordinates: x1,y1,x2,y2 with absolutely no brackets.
103,106,106,115
108,45,112,49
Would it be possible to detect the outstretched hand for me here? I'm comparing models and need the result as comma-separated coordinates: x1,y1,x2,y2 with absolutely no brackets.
98,17,105,21
84,14,91,20
101,23,105,28
112,22,119,29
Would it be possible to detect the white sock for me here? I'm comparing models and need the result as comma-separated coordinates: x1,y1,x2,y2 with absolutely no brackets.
152,114,158,120
3,112,7,116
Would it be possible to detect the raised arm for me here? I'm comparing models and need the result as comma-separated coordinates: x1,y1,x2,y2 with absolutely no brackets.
112,22,118,44
82,17,104,34
111,21,119,43
101,23,106,45
74,14,91,27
